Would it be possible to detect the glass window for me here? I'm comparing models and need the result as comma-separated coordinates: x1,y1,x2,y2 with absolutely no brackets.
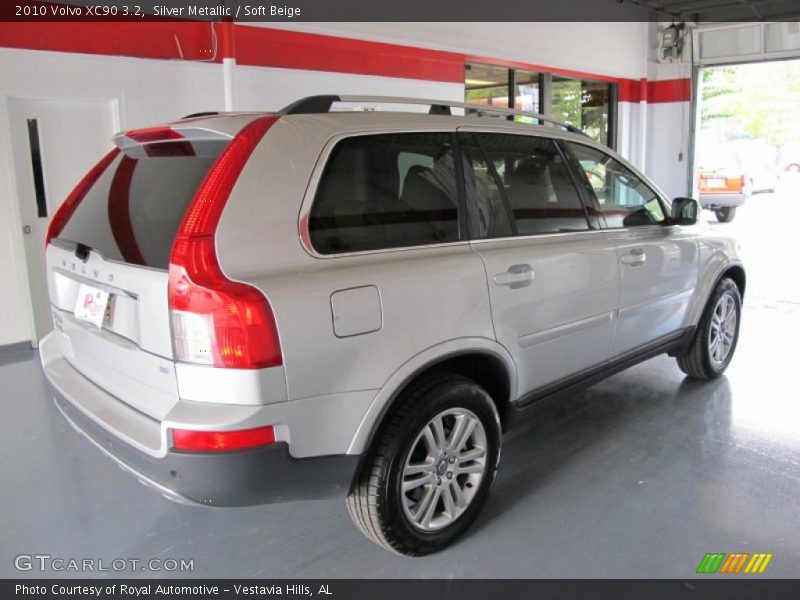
458,136,515,240
567,142,666,228
514,69,541,123
460,133,590,238
59,143,225,270
309,133,460,254
465,64,511,109
552,77,611,145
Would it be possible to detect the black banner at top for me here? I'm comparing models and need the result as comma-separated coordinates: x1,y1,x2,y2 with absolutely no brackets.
3,0,800,22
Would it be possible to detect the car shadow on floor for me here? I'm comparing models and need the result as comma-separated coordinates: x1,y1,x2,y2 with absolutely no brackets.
466,367,731,539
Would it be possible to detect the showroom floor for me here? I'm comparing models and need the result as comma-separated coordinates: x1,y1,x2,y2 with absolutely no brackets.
2,186,799,579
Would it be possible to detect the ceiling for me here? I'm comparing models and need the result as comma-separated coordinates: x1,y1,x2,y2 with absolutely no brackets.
621,0,800,22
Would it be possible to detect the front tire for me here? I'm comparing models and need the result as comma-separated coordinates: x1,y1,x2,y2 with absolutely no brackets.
677,277,741,379
346,372,501,556
715,207,737,222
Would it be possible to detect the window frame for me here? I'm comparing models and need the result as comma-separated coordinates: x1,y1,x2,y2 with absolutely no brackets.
299,128,469,258
559,140,673,231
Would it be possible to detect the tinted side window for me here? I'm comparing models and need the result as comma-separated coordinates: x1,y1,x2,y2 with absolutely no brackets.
309,133,460,254
460,133,589,238
567,143,666,228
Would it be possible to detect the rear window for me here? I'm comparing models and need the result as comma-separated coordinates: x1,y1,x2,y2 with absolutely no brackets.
56,143,225,270
308,133,460,254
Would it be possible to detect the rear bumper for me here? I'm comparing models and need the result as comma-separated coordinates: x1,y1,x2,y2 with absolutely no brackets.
40,332,361,506
699,192,746,208
53,390,359,506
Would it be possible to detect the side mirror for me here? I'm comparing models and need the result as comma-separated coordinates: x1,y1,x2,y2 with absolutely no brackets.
671,197,699,225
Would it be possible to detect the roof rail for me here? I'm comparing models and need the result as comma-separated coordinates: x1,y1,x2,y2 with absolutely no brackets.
280,95,587,136
182,111,220,119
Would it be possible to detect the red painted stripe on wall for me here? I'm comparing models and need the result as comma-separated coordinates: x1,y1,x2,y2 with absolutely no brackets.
0,21,464,82
234,25,464,82
648,77,691,103
618,78,643,103
0,21,218,61
618,78,691,103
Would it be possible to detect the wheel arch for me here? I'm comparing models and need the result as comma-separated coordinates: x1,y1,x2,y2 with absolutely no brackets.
688,259,746,328
722,264,746,300
346,338,517,458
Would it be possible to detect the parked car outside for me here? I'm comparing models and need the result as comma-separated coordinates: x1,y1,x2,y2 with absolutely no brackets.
697,147,748,223
39,96,745,555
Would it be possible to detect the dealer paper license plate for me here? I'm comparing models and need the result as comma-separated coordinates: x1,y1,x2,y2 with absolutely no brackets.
74,283,110,328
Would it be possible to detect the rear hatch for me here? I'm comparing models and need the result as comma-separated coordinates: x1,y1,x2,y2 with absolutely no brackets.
45,116,252,420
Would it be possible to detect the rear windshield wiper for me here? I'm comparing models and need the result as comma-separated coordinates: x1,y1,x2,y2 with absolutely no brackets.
74,242,93,262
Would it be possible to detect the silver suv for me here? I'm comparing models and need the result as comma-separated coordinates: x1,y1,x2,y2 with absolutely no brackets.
40,96,745,556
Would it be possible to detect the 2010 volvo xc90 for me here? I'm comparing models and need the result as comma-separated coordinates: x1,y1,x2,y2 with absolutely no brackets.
40,96,745,555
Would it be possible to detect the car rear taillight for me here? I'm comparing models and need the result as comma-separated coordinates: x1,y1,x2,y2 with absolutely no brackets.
45,148,120,247
168,116,282,369
172,425,276,452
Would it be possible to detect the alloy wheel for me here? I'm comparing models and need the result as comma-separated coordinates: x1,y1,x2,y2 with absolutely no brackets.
400,408,488,532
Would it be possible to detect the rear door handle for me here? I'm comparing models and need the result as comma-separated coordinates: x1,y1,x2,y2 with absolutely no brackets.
494,264,534,288
620,247,647,266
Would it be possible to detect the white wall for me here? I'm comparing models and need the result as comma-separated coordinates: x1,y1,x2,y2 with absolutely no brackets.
645,62,693,199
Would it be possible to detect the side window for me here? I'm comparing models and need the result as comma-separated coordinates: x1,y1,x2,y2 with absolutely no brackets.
309,133,460,254
567,143,666,228
460,133,590,238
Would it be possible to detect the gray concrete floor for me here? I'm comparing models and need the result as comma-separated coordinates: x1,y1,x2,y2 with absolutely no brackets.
2,181,800,579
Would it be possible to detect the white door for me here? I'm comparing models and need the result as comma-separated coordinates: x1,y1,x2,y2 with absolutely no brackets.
8,97,117,343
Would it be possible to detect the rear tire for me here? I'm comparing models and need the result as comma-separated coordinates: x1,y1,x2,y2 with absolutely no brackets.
715,207,736,222
346,372,501,556
677,277,741,379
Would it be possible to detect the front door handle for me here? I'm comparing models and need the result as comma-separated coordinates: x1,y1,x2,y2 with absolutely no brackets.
494,264,535,288
620,247,646,266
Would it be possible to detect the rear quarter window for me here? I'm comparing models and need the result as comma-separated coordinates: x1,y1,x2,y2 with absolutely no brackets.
308,132,461,254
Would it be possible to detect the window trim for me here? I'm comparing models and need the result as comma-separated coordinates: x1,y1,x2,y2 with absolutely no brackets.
298,127,469,259
560,139,673,230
